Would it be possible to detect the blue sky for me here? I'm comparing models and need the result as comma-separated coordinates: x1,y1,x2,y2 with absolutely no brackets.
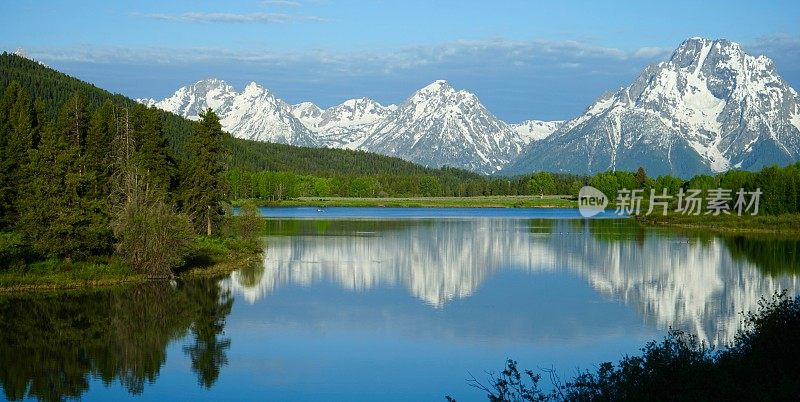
2,0,799,121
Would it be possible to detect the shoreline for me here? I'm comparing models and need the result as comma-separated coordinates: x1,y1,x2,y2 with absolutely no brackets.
236,195,577,209
0,244,262,294
0,275,147,294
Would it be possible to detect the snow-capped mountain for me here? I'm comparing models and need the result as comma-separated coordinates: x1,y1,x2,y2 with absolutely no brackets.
294,97,395,148
149,78,236,120
146,79,545,173
354,80,529,174
507,38,800,177
317,97,393,131
220,82,317,145
147,79,317,146
11,48,48,68
136,97,157,108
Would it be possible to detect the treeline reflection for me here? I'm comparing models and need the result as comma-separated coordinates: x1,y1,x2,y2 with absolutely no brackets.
0,278,232,401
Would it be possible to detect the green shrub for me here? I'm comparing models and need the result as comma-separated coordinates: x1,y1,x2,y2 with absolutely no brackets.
0,232,29,269
112,200,193,278
222,203,264,252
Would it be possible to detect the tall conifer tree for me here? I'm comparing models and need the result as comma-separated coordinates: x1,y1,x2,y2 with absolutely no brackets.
86,100,117,199
130,105,178,197
182,109,228,235
0,81,35,229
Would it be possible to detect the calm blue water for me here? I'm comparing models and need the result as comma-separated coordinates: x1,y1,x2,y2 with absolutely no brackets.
2,208,798,402
256,206,622,219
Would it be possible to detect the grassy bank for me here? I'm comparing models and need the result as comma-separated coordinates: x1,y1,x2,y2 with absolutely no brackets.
0,259,147,293
0,235,262,293
638,213,800,235
237,195,577,208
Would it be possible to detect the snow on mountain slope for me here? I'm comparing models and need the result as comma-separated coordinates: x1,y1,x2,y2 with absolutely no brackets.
220,82,318,145
507,38,800,177
291,102,323,128
318,98,391,129
793,110,800,133
135,98,158,108
148,79,317,146
510,120,564,143
298,98,394,147
153,78,236,121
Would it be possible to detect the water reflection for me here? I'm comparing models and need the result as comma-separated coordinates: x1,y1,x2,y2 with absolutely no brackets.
0,278,233,402
3,218,799,402
223,218,800,345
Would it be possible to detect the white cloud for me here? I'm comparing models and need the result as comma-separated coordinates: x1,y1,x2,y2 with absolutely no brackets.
632,46,671,58
747,34,800,61
22,38,674,67
31,36,792,87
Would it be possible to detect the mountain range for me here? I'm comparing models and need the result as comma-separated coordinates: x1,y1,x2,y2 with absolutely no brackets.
140,78,554,174
140,38,800,177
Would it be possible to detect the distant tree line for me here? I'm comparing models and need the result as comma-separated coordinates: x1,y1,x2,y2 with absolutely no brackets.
226,169,588,199
585,165,800,215
228,164,800,215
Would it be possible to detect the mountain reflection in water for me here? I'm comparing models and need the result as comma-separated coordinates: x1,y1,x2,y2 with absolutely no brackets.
223,218,800,345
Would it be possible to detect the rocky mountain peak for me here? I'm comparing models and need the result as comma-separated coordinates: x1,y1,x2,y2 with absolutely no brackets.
506,37,800,177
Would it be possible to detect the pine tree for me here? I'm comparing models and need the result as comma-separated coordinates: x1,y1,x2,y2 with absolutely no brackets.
0,81,35,229
182,109,229,235
130,105,178,197
18,92,111,259
86,100,117,199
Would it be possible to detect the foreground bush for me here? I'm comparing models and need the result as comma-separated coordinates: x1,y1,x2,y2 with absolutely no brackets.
111,200,193,278
111,169,193,278
451,292,800,401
